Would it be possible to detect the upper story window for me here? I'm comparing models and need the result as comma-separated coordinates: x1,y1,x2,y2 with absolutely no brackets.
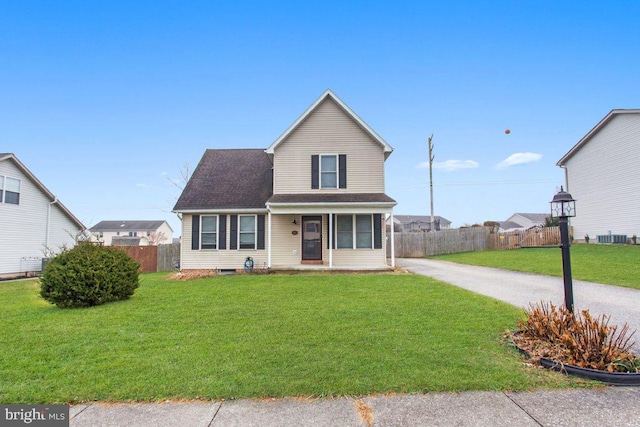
239,215,256,249
311,154,347,189
320,155,337,188
201,215,218,250
0,176,20,205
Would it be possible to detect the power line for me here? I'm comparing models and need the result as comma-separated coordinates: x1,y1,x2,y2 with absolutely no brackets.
388,179,557,190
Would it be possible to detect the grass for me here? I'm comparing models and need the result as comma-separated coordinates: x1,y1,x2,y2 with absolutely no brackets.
431,244,640,290
0,273,588,404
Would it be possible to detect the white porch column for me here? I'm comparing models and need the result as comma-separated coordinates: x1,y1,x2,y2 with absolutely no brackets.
329,212,333,268
267,211,272,268
390,211,395,267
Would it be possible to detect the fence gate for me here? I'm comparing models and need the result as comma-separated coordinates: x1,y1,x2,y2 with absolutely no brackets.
115,246,158,273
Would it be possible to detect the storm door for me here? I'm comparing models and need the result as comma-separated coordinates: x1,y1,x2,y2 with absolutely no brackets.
302,216,322,261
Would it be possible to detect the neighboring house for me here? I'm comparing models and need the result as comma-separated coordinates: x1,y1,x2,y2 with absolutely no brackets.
557,109,640,241
0,153,85,278
497,221,526,232
387,215,452,232
89,220,173,246
499,213,549,232
173,89,397,271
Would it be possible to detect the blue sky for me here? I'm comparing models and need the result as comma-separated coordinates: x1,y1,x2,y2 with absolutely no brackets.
2,1,639,234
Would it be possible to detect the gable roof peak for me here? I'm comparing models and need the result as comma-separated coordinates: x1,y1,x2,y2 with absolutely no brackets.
0,153,85,230
265,89,393,158
557,109,640,166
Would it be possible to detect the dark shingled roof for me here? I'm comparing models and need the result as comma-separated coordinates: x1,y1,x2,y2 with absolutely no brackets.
267,193,396,204
173,149,273,211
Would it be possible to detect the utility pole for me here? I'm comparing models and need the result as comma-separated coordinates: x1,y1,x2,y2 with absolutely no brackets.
428,134,435,232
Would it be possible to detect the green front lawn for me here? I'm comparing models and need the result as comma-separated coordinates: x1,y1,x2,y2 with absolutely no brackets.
1,273,585,403
431,244,640,290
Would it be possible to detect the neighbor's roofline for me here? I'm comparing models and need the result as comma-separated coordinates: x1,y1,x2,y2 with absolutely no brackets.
265,89,394,157
0,153,85,230
557,109,640,166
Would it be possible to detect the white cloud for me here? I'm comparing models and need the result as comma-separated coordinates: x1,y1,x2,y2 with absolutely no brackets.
496,152,542,169
418,159,479,172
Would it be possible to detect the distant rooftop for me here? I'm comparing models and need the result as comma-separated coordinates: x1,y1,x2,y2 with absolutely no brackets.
89,220,171,232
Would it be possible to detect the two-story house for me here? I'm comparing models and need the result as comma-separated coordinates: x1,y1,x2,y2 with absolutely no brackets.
89,220,173,246
0,153,85,278
173,90,397,271
557,109,640,241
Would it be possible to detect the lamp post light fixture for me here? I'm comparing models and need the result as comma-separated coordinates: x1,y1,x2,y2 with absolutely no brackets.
550,186,577,313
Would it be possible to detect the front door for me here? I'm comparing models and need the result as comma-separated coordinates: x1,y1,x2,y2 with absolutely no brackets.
302,216,322,261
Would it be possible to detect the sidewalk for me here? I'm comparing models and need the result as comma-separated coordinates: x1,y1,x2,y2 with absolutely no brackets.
70,387,640,426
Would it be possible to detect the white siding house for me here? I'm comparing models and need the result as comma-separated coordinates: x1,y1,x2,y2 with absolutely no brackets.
89,220,173,246
557,110,640,241
0,153,85,278
174,90,397,271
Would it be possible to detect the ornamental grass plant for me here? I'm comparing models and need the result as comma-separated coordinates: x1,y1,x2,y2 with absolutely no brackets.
514,301,639,373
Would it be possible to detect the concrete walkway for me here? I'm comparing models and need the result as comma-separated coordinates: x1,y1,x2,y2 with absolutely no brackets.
397,258,640,351
70,387,640,426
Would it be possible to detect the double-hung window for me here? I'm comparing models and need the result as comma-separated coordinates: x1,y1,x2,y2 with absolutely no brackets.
312,154,346,189
239,215,256,249
201,215,218,249
320,155,337,188
0,176,20,205
336,215,373,249
355,215,373,248
336,215,353,249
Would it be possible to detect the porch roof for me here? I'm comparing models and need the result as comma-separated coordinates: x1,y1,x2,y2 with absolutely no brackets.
266,193,396,214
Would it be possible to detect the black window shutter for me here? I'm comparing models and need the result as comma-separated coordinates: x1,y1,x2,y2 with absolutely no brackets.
257,215,265,250
191,215,200,250
218,215,227,249
374,214,382,249
230,215,238,249
311,155,319,189
339,154,347,188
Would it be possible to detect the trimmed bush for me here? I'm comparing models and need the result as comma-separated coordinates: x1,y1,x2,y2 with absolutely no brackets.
40,243,140,308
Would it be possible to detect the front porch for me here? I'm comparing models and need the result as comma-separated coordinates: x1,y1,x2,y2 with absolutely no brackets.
266,208,396,270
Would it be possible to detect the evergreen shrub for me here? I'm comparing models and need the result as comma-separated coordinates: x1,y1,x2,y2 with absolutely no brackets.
40,243,140,308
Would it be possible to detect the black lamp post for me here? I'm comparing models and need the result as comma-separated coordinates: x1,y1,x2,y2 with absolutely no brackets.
550,186,576,312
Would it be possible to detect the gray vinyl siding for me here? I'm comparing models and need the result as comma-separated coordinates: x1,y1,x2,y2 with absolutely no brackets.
273,97,386,195
564,113,640,240
0,160,80,276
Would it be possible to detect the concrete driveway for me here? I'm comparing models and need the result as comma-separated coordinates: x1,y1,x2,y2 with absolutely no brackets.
397,258,640,351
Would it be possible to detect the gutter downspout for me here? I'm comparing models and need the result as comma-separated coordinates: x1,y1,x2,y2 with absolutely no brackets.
46,197,58,255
